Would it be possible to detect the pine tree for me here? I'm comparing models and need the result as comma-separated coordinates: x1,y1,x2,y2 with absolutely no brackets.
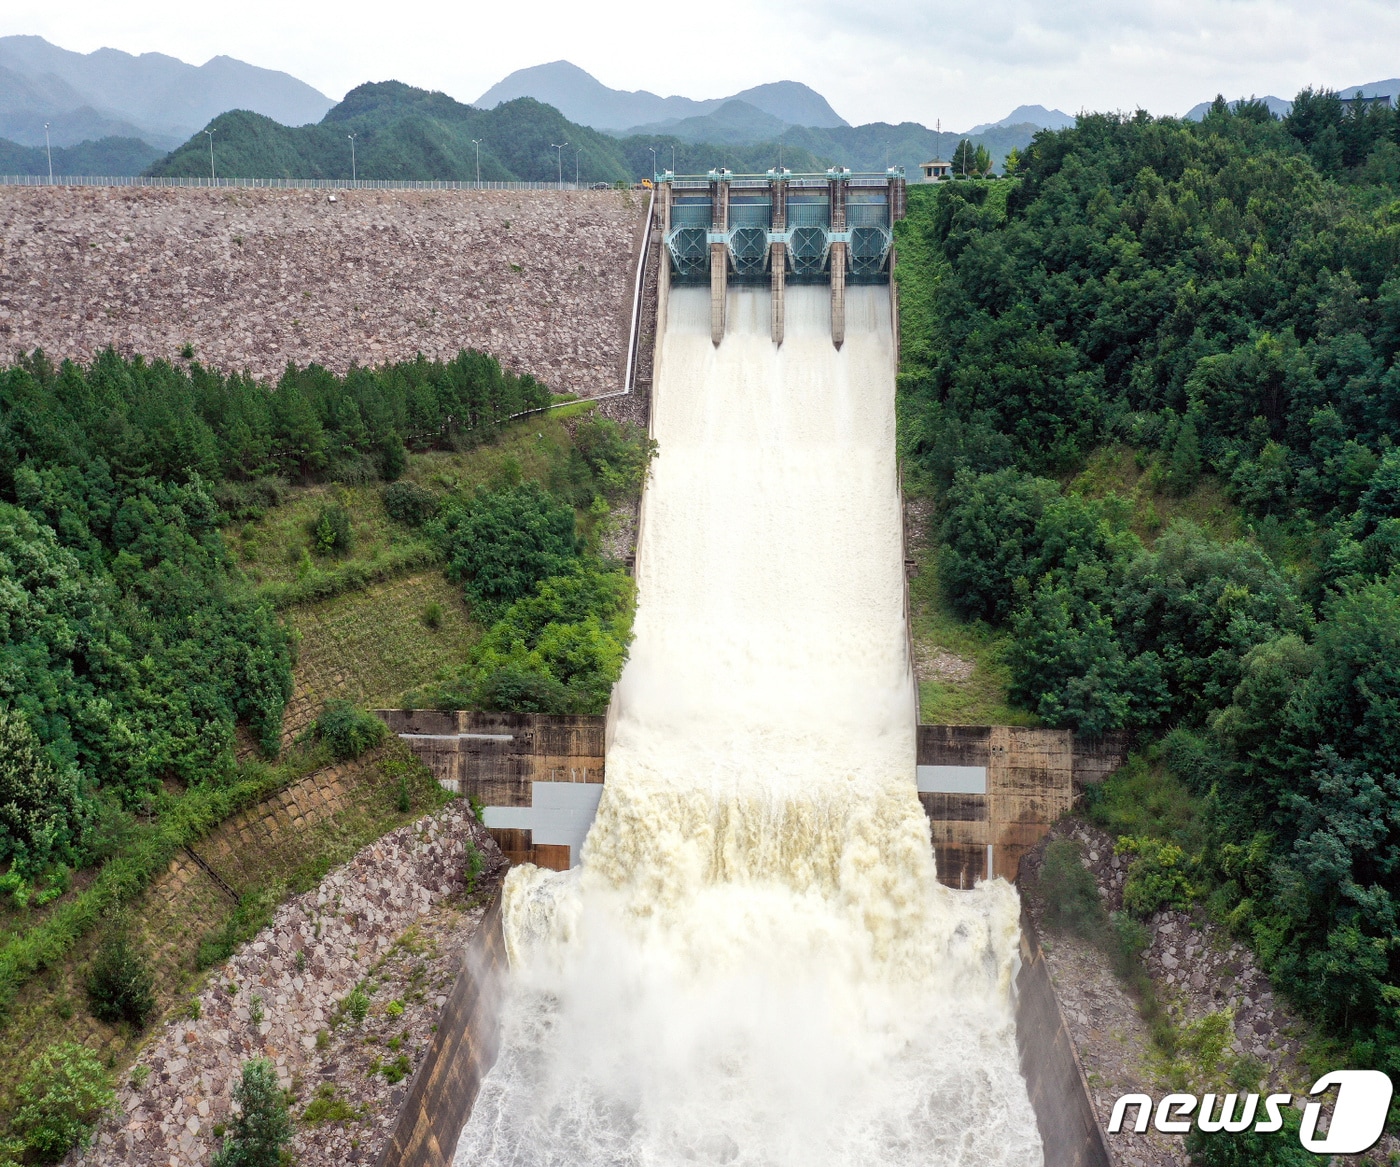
212,1060,291,1167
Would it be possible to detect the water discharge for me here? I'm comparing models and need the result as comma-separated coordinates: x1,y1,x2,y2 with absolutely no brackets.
454,286,1043,1166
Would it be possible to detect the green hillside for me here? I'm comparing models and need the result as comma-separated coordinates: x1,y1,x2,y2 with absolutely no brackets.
148,75,1036,183
612,135,829,178
779,120,1037,175
897,91,1400,1083
148,83,635,184
0,135,162,176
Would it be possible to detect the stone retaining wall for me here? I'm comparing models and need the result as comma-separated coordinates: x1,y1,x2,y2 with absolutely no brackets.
76,806,500,1167
0,186,645,394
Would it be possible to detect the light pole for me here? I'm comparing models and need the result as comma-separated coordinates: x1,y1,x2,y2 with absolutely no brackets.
348,133,356,182
43,122,52,183
647,146,657,181
550,142,567,189
471,139,482,187
574,146,580,188
671,144,676,173
204,128,216,182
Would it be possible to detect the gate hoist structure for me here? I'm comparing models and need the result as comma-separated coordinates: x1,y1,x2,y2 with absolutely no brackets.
657,167,907,348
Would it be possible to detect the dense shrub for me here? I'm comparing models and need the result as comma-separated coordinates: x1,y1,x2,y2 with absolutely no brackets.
412,562,635,716
0,710,89,878
570,415,657,500
211,1059,291,1167
1185,1104,1312,1166
1117,836,1196,918
85,927,156,1027
8,1042,114,1163
435,482,578,616
381,480,438,527
312,700,387,760
311,503,352,555
1037,839,1105,938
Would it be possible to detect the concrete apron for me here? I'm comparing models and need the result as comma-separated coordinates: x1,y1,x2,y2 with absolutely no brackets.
376,884,1115,1167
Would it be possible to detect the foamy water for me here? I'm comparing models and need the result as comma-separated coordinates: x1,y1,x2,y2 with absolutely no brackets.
454,285,1043,1167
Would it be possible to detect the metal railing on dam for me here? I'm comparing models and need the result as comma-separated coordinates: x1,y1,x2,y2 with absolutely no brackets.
0,174,620,190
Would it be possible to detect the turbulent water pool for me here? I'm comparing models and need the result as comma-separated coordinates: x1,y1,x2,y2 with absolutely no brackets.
454,285,1043,1167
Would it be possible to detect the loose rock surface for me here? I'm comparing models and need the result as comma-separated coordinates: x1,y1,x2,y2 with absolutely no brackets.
1024,818,1400,1166
0,186,645,395
75,804,503,1167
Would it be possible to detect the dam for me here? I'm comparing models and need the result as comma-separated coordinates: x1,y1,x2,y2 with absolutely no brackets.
379,176,1116,1167
451,219,1043,1162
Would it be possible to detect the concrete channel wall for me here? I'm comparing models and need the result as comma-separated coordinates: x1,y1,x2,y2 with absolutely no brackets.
375,888,508,1167
1015,907,1117,1167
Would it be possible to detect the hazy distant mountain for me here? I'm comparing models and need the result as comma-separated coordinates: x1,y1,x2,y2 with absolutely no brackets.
965,105,1075,135
476,61,848,132
1185,79,1400,122
1340,79,1400,101
0,35,334,148
1184,94,1291,121
626,100,788,145
0,133,160,176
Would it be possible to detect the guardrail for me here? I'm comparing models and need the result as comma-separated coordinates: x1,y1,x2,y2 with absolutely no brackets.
0,175,615,191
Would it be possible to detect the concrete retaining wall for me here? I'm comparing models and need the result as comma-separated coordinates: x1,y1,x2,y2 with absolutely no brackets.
386,713,1130,883
376,888,508,1167
1014,906,1116,1167
376,709,605,869
918,725,1129,886
1071,730,1134,789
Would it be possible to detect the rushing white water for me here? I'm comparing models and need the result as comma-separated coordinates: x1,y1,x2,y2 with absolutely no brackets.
454,285,1043,1167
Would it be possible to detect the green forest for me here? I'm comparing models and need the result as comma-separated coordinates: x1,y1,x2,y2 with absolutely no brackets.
146,82,829,184
0,338,648,1074
897,90,1400,1078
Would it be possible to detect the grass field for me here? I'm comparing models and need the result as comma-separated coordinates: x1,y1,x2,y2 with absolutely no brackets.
283,573,479,738
231,481,435,589
1067,445,1246,546
401,400,595,496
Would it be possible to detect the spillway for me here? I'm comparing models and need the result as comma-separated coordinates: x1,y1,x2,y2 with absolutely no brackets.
453,285,1043,1167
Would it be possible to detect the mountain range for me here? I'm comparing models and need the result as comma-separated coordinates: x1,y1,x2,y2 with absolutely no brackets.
966,105,1076,135
10,35,1399,184
0,35,333,150
147,82,833,183
475,61,848,133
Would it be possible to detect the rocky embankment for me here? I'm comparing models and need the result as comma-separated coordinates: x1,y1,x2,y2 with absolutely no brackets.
75,804,504,1167
1021,818,1315,1167
0,186,645,394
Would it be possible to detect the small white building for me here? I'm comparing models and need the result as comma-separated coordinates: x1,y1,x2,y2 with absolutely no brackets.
920,158,953,183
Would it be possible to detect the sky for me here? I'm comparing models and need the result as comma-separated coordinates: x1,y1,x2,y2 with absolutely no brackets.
6,0,1400,130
